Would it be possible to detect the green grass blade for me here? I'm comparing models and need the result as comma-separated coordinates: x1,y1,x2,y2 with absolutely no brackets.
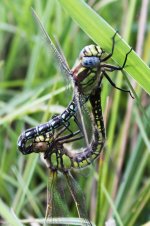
101,184,123,226
0,199,24,226
124,180,150,226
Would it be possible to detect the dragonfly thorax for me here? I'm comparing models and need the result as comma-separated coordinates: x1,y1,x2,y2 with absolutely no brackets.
79,45,102,68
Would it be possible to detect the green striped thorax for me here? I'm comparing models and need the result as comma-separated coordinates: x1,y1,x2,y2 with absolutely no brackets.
72,45,103,96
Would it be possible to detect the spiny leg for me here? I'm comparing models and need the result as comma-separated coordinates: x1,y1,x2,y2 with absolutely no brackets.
103,71,134,98
61,120,77,135
101,31,118,62
56,130,82,143
44,122,74,159
44,130,82,159
55,125,70,139
44,133,77,159
61,116,82,137
44,122,83,158
103,48,132,71
52,114,73,136
59,134,83,144
119,47,133,70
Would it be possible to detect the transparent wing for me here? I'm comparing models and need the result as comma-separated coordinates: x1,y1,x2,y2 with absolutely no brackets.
74,87,90,147
45,170,93,226
65,172,93,226
31,8,73,81
53,35,72,91
31,8,91,151
45,171,70,222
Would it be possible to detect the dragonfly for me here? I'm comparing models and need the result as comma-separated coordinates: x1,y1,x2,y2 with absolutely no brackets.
24,87,104,170
29,88,104,226
18,9,133,157
17,8,133,225
17,95,86,155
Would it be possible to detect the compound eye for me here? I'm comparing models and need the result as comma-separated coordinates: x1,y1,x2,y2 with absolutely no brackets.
81,57,89,67
82,56,100,68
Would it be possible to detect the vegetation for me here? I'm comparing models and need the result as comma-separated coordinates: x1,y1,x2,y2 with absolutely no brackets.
0,0,150,225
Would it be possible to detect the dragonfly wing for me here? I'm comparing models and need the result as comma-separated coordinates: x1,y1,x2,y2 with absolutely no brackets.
53,35,72,91
46,171,70,221
46,170,93,225
74,88,93,148
31,8,73,81
31,8,92,151
65,172,93,226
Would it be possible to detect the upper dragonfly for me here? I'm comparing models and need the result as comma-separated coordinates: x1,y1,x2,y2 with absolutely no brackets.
18,9,133,157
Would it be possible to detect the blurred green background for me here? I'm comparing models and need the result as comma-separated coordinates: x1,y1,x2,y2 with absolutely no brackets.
0,0,150,226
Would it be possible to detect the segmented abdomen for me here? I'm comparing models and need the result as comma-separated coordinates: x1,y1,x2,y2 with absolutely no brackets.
43,87,105,171
70,87,105,168
17,98,78,155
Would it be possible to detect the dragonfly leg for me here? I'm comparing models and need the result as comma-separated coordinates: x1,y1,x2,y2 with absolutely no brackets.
57,130,83,144
101,31,118,62
55,126,69,138
61,120,75,135
60,135,83,144
44,141,55,159
103,71,134,98
103,48,132,71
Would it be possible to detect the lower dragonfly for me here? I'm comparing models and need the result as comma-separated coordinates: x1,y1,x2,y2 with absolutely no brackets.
18,86,104,225
18,8,133,226
26,86,104,170
29,87,104,226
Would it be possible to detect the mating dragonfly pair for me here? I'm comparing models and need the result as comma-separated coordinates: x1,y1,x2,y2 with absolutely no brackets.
17,9,133,225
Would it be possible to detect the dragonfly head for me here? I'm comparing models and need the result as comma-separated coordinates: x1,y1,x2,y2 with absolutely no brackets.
79,45,102,68
32,141,49,153
33,133,53,153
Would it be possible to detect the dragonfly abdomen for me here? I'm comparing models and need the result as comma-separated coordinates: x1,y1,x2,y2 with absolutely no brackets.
17,99,79,155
